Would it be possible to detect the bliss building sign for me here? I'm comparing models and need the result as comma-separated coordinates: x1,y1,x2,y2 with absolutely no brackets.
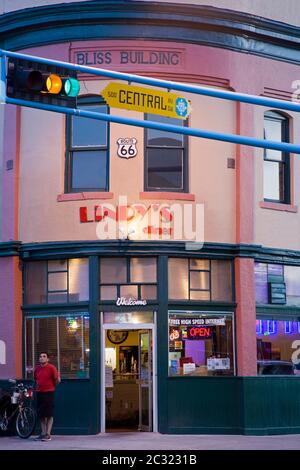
71,47,184,70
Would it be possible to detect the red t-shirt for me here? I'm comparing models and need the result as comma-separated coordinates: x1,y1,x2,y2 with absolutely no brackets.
34,363,59,392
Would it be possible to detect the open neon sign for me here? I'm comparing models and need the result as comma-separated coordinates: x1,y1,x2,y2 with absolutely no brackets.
187,326,212,339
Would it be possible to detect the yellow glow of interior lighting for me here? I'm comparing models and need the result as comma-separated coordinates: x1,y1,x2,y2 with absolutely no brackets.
46,74,63,94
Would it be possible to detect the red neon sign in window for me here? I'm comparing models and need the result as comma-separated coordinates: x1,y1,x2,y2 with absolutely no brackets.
187,326,212,339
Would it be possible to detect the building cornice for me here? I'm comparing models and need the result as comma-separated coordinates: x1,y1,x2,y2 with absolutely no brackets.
0,241,22,257
1,1,300,64
12,240,300,264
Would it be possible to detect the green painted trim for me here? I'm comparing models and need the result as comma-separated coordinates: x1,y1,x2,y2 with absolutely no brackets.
22,303,89,312
2,2,300,65
18,241,300,265
89,255,100,434
0,241,21,257
157,255,169,433
256,304,300,316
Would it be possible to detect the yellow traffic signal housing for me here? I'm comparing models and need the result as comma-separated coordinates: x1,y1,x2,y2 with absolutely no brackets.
6,57,80,107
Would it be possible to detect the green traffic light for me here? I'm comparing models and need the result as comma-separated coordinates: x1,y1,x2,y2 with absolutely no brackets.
64,78,80,97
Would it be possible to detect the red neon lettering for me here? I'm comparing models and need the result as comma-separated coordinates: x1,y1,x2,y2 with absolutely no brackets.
118,205,136,222
189,327,211,337
79,207,94,223
160,207,173,223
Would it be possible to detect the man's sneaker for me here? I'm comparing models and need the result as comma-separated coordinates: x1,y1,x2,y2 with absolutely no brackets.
42,434,52,441
34,434,45,441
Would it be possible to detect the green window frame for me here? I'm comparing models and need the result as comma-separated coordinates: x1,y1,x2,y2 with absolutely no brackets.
65,95,109,193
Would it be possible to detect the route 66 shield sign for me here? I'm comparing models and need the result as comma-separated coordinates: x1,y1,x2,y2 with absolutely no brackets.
117,138,137,159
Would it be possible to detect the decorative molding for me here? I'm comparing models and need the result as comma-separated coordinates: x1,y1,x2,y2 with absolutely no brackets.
262,87,295,102
1,2,300,65
15,240,300,265
259,201,298,213
139,192,196,201
57,192,114,202
0,241,21,257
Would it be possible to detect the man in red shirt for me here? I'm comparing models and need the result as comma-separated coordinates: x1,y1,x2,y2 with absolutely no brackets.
34,352,60,441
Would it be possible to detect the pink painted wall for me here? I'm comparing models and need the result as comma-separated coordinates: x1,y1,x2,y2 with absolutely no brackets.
16,39,300,251
234,257,257,376
18,40,239,245
0,257,22,379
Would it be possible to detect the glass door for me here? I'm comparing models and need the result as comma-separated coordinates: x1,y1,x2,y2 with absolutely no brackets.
138,330,152,431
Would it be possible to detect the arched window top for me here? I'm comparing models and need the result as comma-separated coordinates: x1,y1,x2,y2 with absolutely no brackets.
264,110,290,122
77,94,108,106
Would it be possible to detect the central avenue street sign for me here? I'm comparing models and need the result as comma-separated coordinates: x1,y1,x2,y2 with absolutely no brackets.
101,82,191,119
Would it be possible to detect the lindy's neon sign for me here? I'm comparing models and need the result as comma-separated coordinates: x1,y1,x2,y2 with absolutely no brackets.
80,203,173,236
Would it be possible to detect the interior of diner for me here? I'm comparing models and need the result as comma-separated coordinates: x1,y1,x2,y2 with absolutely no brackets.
168,315,234,376
105,329,152,432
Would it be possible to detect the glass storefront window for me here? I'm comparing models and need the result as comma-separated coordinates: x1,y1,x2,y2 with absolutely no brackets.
168,258,233,302
25,314,90,379
255,262,300,306
24,258,89,305
285,266,300,306
168,311,235,377
256,317,300,375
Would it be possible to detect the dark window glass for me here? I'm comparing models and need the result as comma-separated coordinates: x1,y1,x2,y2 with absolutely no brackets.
66,98,109,192
71,150,107,189
147,148,183,190
263,112,290,203
72,105,107,147
145,114,187,191
25,261,47,304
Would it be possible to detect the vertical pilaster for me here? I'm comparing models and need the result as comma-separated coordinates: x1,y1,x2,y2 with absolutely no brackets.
0,256,22,378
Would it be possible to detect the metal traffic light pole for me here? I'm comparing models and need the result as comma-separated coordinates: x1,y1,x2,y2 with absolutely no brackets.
1,48,300,154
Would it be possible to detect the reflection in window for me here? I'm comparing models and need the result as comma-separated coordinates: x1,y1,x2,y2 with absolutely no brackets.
145,114,187,191
256,318,300,375
99,257,157,300
25,314,90,379
66,98,109,192
263,111,290,203
25,259,89,305
168,258,233,302
168,312,234,377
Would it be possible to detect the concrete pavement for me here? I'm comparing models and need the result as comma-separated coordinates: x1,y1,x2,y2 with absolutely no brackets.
1,432,300,450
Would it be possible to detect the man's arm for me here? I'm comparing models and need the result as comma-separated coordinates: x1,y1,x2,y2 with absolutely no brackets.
52,365,61,385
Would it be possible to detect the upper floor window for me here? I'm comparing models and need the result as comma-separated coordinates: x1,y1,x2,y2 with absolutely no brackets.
263,111,290,203
65,96,109,192
144,114,188,192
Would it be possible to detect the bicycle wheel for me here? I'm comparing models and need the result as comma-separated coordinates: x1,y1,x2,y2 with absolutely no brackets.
16,406,36,438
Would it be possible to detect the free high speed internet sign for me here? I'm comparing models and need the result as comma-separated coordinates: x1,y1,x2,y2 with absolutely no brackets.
101,82,191,119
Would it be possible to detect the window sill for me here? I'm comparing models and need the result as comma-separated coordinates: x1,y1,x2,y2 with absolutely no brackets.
140,191,195,201
259,201,298,213
57,192,114,202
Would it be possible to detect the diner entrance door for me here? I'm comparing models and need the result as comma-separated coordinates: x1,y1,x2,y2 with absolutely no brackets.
101,319,155,432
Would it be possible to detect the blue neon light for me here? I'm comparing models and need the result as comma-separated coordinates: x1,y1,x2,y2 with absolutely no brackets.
285,321,293,334
256,320,263,335
266,320,277,335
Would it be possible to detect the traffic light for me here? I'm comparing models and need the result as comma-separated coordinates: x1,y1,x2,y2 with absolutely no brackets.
6,57,80,108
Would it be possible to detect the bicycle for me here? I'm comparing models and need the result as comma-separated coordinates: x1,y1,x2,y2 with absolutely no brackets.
0,379,36,438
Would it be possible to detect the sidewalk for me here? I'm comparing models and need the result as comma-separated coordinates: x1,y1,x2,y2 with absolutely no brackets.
1,432,300,450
